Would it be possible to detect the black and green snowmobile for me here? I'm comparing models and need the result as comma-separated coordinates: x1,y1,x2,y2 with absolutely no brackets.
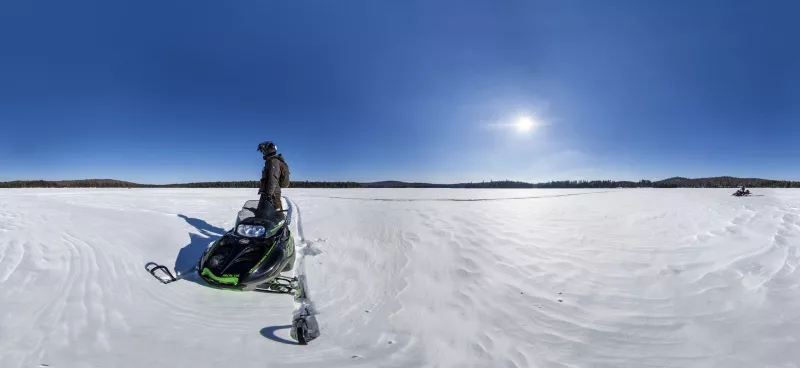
146,199,319,345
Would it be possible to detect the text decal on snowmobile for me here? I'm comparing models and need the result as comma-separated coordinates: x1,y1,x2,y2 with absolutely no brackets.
201,267,239,285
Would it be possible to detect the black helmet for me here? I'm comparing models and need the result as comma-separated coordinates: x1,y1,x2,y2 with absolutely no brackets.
257,141,277,157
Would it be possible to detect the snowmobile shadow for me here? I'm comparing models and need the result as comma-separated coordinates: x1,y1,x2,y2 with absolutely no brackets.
177,214,226,237
172,233,215,280
260,325,300,345
173,214,226,279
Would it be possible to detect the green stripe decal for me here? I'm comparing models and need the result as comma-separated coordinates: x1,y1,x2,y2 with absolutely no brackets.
286,237,295,257
248,240,278,274
269,222,283,234
201,267,239,285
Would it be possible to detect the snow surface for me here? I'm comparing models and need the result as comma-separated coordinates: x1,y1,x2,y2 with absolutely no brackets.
2,188,800,368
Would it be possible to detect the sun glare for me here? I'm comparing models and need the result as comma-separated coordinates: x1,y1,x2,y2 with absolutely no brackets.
515,116,535,133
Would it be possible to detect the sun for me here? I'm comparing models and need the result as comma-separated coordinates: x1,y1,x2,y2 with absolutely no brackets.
515,116,535,133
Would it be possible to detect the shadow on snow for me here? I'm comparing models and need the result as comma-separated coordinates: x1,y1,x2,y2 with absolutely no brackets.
260,325,300,345
145,214,225,285
173,214,226,283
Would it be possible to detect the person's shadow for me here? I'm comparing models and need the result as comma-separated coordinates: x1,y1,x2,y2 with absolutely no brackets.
173,214,228,280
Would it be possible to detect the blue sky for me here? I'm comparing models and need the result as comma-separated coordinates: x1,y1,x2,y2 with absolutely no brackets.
1,0,798,184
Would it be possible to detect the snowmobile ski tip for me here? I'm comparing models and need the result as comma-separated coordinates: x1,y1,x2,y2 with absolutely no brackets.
145,262,178,284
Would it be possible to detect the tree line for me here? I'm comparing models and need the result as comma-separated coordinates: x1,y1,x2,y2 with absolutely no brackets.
0,179,363,188
2,177,799,189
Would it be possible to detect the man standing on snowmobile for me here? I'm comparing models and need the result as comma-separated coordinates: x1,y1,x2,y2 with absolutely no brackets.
256,141,290,214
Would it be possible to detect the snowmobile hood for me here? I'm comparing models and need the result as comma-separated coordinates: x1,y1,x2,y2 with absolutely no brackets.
197,222,292,290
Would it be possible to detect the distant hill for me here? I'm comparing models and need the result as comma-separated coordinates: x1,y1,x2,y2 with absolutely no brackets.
1,177,798,189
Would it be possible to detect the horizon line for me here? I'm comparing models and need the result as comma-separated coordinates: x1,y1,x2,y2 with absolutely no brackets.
1,175,797,186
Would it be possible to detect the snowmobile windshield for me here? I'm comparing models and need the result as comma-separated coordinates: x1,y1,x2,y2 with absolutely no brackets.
237,200,285,226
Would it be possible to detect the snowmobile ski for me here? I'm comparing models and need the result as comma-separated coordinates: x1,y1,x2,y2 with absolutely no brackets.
290,274,320,345
145,262,178,284
254,276,298,294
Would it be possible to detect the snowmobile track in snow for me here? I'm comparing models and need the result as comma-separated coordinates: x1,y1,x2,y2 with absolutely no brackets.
300,190,611,202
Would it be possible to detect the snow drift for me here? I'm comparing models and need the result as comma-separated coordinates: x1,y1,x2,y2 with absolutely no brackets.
1,188,799,367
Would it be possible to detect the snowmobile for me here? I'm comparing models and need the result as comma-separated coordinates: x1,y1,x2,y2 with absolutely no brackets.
732,189,752,197
196,199,296,291
145,200,319,345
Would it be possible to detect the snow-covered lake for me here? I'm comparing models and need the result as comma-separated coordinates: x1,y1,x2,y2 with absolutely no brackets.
1,188,799,368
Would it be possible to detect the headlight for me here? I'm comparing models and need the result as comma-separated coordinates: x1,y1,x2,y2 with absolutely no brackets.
236,224,266,237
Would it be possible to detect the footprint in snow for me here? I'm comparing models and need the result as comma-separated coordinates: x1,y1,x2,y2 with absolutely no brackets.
301,246,323,256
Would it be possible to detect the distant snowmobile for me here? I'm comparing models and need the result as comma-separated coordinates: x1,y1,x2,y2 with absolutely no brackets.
732,189,752,197
146,200,319,345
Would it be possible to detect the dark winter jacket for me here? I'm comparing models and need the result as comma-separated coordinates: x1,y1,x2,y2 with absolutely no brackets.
259,153,290,210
